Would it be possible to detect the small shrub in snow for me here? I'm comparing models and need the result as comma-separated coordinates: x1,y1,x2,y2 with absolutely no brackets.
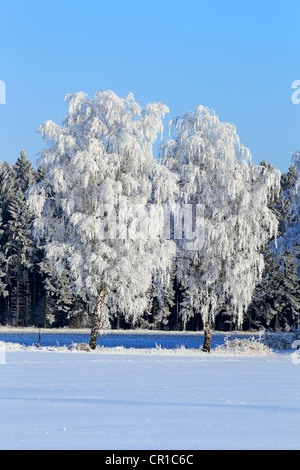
215,336,273,355
261,332,298,350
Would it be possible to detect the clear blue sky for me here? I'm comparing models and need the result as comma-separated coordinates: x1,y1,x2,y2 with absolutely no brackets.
1,0,300,173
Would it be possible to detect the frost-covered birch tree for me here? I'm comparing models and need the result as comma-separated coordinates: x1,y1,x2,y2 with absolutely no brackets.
161,105,281,328
28,91,177,347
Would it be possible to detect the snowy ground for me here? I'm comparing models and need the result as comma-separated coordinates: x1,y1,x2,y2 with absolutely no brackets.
0,342,299,450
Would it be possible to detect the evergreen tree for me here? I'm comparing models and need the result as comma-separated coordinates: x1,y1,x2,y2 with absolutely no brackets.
276,153,300,272
0,211,8,301
246,250,300,330
247,161,300,330
3,153,38,325
0,161,16,225
273,163,297,237
0,152,43,326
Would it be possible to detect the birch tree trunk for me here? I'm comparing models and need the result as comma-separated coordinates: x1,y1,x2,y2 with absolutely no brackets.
89,285,106,350
202,322,212,352
25,275,30,327
15,278,20,327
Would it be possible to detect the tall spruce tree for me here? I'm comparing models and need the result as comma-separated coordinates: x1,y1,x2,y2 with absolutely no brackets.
5,191,34,325
0,211,8,301
0,161,16,322
247,161,300,330
0,152,41,326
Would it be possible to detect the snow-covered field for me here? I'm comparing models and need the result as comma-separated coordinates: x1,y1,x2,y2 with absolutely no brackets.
0,341,299,450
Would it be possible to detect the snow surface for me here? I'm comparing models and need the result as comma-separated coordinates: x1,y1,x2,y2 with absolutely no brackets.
0,342,299,450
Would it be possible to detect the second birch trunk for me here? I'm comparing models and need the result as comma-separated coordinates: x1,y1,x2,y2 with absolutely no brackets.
89,286,106,350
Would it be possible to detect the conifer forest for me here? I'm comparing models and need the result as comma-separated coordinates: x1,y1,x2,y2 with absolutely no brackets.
0,91,299,332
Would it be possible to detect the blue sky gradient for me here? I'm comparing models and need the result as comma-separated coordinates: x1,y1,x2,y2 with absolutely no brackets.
1,0,300,173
